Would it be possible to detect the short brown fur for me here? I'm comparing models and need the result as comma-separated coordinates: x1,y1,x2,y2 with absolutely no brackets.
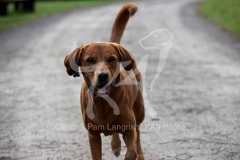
64,3,144,160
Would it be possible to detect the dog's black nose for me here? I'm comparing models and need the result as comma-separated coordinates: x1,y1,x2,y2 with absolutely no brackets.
98,71,109,82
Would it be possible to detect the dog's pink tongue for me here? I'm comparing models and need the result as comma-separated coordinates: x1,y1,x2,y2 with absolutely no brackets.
98,87,109,94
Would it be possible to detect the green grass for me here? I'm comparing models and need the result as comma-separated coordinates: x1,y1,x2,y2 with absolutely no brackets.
200,0,240,36
0,1,116,32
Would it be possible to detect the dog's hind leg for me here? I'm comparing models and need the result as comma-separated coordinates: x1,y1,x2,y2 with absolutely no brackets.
111,133,121,157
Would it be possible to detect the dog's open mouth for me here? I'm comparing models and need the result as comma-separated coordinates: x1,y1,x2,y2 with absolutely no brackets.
94,84,112,98
92,78,117,98
97,86,110,94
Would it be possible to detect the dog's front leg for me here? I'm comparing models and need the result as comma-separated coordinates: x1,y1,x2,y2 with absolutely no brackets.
88,132,102,160
123,130,137,160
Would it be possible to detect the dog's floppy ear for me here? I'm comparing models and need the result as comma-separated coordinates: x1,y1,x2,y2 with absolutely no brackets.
110,43,135,71
64,45,84,76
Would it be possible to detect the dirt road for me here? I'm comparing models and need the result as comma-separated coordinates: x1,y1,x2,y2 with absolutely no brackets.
0,0,240,159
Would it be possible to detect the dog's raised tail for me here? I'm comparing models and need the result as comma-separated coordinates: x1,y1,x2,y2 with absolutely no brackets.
109,3,138,43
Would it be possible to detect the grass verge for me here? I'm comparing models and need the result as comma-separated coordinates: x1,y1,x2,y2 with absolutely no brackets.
0,1,117,32
200,0,240,36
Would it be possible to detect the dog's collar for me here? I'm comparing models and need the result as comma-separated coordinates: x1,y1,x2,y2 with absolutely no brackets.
88,77,117,99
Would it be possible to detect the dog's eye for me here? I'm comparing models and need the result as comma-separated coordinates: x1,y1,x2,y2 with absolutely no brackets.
109,57,116,63
86,58,94,64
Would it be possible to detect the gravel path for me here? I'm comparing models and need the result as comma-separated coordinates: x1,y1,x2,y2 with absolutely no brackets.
0,0,240,159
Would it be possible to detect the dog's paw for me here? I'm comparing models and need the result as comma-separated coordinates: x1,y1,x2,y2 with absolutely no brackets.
125,148,137,160
137,154,144,160
111,133,121,157
112,146,121,157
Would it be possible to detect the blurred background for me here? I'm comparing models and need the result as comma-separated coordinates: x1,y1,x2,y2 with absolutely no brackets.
0,0,240,159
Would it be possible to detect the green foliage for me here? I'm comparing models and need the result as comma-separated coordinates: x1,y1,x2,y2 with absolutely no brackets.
200,0,240,36
0,1,114,32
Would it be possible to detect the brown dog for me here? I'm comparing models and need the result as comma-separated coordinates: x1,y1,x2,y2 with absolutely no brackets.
64,3,145,160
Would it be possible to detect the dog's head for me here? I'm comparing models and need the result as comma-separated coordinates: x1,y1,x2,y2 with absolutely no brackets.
64,42,135,94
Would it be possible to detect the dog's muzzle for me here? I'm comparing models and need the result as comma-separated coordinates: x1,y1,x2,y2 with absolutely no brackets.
87,74,117,99
98,71,109,83
96,71,110,94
